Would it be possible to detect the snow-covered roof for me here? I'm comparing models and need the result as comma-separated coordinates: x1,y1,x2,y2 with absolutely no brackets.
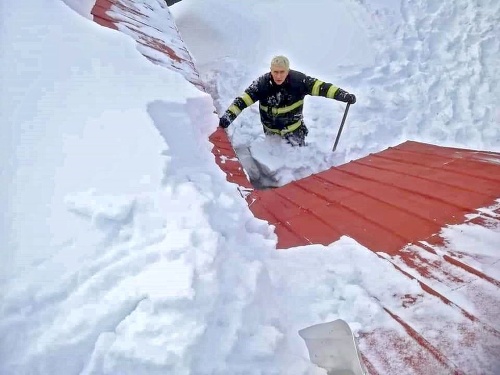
1,0,489,373
90,2,500,373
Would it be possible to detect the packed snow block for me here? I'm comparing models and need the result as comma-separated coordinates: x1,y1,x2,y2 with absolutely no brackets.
91,0,203,88
299,319,367,375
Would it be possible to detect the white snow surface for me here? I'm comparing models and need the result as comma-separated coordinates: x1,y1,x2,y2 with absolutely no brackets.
173,0,500,186
62,0,96,19
0,0,499,374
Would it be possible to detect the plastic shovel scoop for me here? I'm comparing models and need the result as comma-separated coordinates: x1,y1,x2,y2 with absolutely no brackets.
299,319,367,375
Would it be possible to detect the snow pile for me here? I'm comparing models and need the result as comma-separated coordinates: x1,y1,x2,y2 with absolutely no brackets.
172,0,500,187
0,1,390,374
1,0,499,374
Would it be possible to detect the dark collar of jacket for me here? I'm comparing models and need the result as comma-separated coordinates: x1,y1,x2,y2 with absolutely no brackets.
265,70,305,90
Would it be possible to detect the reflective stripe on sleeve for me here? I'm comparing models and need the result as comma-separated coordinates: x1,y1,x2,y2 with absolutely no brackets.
311,80,323,96
326,85,339,99
240,93,254,107
228,104,242,116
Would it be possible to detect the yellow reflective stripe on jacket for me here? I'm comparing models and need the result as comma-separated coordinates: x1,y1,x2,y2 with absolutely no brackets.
229,104,242,116
311,80,324,96
326,85,339,99
240,93,254,107
260,100,304,115
263,119,302,136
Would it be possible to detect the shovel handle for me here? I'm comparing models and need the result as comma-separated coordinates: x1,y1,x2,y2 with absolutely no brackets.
332,103,350,152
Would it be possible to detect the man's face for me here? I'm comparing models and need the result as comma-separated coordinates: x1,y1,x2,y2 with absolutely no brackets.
271,65,289,85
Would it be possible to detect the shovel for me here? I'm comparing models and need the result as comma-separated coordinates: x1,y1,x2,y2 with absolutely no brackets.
332,103,351,152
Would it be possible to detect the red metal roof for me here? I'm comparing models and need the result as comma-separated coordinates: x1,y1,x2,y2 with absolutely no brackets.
243,141,500,373
248,141,500,250
91,2,500,373
92,0,203,88
240,140,500,373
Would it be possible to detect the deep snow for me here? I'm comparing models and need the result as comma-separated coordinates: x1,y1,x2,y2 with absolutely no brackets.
1,0,499,374
172,0,500,186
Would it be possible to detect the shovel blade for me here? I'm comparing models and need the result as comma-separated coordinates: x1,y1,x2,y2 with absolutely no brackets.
299,319,367,375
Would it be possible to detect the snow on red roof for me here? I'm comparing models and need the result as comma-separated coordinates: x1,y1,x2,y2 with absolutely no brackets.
91,2,500,373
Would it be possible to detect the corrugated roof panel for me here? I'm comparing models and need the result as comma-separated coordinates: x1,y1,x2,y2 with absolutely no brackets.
91,0,203,87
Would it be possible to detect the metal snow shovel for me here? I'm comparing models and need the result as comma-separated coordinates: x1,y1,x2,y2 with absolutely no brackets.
332,103,351,152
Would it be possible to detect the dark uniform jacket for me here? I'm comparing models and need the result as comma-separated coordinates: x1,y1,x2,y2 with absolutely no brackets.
222,70,351,135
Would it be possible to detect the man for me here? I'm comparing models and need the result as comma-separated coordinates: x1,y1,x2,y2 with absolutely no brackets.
219,55,356,146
